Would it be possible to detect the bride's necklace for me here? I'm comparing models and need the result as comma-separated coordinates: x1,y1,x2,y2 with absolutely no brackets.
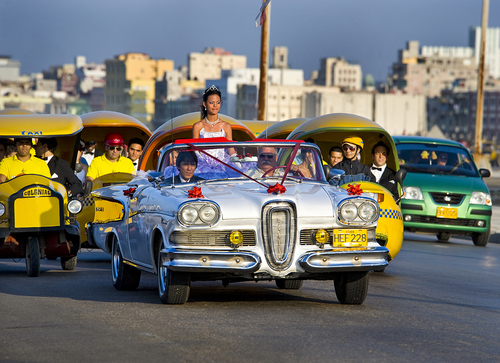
205,117,220,126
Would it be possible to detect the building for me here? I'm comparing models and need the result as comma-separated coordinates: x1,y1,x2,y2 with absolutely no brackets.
188,48,246,83
272,46,288,69
75,56,106,93
0,56,21,82
315,57,362,91
105,52,174,127
469,26,500,79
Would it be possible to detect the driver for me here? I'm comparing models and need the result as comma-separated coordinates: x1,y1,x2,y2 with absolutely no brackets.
172,151,204,184
247,147,284,178
0,137,51,182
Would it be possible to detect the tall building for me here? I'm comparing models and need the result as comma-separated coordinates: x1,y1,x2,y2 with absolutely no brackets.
0,56,20,81
315,57,362,91
469,26,500,79
272,46,288,69
188,47,246,83
105,52,174,127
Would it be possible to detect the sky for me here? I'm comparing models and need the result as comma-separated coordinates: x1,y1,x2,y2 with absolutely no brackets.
1,0,499,82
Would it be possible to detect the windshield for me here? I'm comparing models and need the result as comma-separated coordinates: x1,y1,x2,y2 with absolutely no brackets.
396,143,479,177
158,143,326,185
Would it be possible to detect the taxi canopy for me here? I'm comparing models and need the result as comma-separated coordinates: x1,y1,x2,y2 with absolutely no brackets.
238,120,278,137
141,112,255,171
258,118,309,140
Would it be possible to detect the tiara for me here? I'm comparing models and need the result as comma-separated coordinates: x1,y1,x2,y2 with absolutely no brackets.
205,85,219,94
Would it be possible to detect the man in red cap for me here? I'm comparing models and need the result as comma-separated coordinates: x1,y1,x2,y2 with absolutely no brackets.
85,133,135,182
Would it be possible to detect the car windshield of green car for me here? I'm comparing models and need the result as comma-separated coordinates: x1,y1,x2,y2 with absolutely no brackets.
397,143,479,177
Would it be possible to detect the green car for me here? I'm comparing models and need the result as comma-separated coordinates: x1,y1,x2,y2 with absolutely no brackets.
394,136,492,246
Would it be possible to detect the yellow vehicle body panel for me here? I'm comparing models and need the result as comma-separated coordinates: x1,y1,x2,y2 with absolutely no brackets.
238,120,278,137
14,196,61,228
258,118,309,140
0,114,83,137
94,198,124,223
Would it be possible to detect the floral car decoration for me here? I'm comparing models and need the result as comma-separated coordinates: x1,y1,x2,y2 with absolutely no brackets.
87,139,388,305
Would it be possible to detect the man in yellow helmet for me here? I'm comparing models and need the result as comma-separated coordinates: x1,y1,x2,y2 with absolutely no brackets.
332,136,375,182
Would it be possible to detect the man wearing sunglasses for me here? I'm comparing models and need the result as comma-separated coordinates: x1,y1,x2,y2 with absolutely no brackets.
85,133,135,182
332,136,375,182
247,147,284,178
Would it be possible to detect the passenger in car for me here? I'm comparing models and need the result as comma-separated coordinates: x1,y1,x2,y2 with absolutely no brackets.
0,137,51,182
0,138,7,161
332,136,375,182
328,146,343,168
247,147,284,178
127,137,145,171
85,133,135,182
370,141,398,199
172,151,204,184
34,137,83,197
294,148,316,178
436,152,449,166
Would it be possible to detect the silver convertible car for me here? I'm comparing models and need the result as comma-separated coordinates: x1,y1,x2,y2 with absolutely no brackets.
87,139,389,305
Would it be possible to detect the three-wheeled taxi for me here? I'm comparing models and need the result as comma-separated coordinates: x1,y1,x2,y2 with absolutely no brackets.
77,111,152,247
267,113,406,265
238,119,279,138
259,118,309,139
0,114,83,276
139,112,255,171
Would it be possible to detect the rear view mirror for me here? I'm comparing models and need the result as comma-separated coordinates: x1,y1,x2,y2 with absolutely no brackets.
395,169,407,184
479,169,490,178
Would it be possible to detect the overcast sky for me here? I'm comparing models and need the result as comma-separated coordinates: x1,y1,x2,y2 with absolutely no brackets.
1,0,499,82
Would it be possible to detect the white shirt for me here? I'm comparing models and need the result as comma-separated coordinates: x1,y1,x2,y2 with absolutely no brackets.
131,160,138,171
370,164,387,183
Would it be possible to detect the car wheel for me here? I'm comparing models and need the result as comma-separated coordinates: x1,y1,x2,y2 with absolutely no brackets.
334,271,368,305
275,279,303,289
25,236,40,277
111,235,141,290
472,231,490,247
61,256,77,270
157,243,190,304
437,232,451,242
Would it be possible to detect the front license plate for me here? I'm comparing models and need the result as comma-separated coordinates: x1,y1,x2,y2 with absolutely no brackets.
436,207,458,219
333,229,368,247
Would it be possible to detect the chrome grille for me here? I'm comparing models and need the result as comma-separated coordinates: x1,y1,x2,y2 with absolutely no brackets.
169,230,256,247
262,202,296,270
429,192,464,205
300,229,376,245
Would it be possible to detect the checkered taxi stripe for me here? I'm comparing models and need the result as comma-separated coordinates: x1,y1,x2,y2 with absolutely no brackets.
380,208,403,220
83,196,94,207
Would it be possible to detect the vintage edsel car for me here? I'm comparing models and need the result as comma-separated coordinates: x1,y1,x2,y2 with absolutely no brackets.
87,139,389,305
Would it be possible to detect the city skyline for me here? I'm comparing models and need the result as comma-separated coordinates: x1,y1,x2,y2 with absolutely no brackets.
1,0,499,81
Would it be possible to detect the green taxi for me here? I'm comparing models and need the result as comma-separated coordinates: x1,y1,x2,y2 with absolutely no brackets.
394,136,492,246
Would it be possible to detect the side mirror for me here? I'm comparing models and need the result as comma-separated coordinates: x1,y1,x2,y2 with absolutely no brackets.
323,165,332,180
147,171,164,183
479,168,491,178
328,168,345,186
83,180,93,197
395,168,407,185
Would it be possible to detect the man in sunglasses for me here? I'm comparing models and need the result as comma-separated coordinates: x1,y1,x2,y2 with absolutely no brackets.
247,147,284,178
85,133,135,182
332,136,375,182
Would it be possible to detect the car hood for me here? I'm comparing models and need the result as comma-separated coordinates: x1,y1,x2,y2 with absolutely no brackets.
403,172,490,194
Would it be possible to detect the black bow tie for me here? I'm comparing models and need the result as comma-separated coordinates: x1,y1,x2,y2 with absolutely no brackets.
371,167,382,171
133,162,137,166
84,151,94,155
37,156,48,161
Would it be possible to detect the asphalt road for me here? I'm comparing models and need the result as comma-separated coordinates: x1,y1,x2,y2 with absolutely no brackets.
1,234,499,363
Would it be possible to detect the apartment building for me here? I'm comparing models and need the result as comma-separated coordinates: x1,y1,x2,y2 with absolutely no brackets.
188,47,246,83
315,57,362,91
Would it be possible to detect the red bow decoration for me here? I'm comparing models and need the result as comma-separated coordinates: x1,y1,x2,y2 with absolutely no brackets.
347,184,363,196
188,186,204,199
123,187,136,198
267,183,287,195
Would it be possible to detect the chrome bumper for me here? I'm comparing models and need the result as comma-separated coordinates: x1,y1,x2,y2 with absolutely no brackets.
160,248,261,273
299,246,389,272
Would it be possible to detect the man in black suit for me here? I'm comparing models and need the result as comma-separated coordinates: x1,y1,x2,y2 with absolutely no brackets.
173,151,204,184
370,141,398,200
35,137,83,197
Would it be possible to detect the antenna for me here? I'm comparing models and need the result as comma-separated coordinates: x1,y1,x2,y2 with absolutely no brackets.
170,98,174,185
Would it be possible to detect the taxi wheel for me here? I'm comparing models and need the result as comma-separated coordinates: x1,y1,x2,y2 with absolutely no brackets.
158,244,190,304
472,231,490,247
25,236,41,277
334,271,368,305
276,279,303,290
61,256,77,270
111,235,141,290
437,232,451,242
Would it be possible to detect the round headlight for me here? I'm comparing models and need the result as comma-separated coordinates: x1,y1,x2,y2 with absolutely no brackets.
0,202,5,217
180,205,198,224
67,199,83,214
315,229,329,244
199,204,218,223
340,203,358,221
358,202,377,222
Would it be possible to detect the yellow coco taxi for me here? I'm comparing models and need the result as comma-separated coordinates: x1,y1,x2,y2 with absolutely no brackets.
139,112,255,171
0,114,84,276
238,119,279,138
259,117,309,140
77,111,152,248
282,113,406,266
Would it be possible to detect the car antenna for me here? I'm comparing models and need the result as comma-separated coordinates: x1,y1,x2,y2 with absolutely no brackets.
170,98,175,185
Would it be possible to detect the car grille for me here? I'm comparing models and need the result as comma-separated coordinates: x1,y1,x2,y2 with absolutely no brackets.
169,230,256,247
408,215,482,226
429,192,464,205
262,201,297,270
300,229,376,245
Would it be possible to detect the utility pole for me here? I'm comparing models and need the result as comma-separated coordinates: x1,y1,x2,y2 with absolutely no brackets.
474,0,489,156
257,0,270,121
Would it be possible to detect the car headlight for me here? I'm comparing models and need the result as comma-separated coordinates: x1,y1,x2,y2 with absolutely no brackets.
340,203,357,221
403,186,424,200
177,202,221,226
358,202,377,221
470,192,492,206
67,199,83,214
0,202,5,217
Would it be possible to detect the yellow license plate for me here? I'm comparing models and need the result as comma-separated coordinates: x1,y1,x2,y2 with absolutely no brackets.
333,229,368,247
436,207,458,219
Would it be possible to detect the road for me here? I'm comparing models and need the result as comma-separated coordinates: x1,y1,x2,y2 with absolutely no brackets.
1,234,499,363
